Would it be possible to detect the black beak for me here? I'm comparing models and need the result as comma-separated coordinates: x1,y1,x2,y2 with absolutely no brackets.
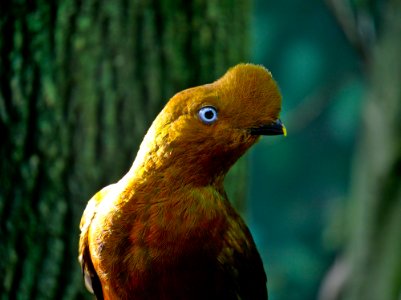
249,119,287,136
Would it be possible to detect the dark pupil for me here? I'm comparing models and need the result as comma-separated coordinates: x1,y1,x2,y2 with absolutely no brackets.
204,110,214,120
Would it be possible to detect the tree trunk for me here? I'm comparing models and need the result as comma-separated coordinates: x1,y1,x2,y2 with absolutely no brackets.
0,1,250,299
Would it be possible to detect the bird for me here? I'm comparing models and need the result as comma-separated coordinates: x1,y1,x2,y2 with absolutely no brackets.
78,63,286,300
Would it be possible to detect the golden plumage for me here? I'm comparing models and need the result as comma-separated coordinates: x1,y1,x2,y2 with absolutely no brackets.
79,63,285,300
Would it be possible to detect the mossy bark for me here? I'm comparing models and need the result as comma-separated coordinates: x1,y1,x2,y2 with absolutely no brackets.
0,1,250,299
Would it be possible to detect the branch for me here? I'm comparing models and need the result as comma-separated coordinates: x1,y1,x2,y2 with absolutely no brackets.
325,0,375,62
318,256,350,300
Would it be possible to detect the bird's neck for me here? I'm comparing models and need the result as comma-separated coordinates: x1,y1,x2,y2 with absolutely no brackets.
121,151,228,195
123,139,241,190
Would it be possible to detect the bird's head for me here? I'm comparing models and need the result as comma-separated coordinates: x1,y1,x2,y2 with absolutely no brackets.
133,64,285,185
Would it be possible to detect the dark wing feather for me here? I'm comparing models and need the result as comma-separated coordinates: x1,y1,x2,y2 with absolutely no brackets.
79,185,114,300
221,212,268,300
237,243,268,300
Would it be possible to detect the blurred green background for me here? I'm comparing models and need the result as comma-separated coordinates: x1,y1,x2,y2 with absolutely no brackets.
248,1,401,300
1,0,400,299
248,0,363,299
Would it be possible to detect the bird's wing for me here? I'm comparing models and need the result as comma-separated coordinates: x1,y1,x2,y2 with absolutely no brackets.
237,235,268,300
79,184,114,300
221,215,268,300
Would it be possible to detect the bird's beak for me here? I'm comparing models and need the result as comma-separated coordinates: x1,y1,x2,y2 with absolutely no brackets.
249,119,287,136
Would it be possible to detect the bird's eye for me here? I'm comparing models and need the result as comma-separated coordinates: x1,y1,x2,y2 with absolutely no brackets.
198,106,218,124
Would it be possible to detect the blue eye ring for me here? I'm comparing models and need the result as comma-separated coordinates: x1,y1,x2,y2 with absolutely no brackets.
198,106,218,124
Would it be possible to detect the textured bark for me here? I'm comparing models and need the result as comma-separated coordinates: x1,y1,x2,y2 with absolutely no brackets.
0,1,250,299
